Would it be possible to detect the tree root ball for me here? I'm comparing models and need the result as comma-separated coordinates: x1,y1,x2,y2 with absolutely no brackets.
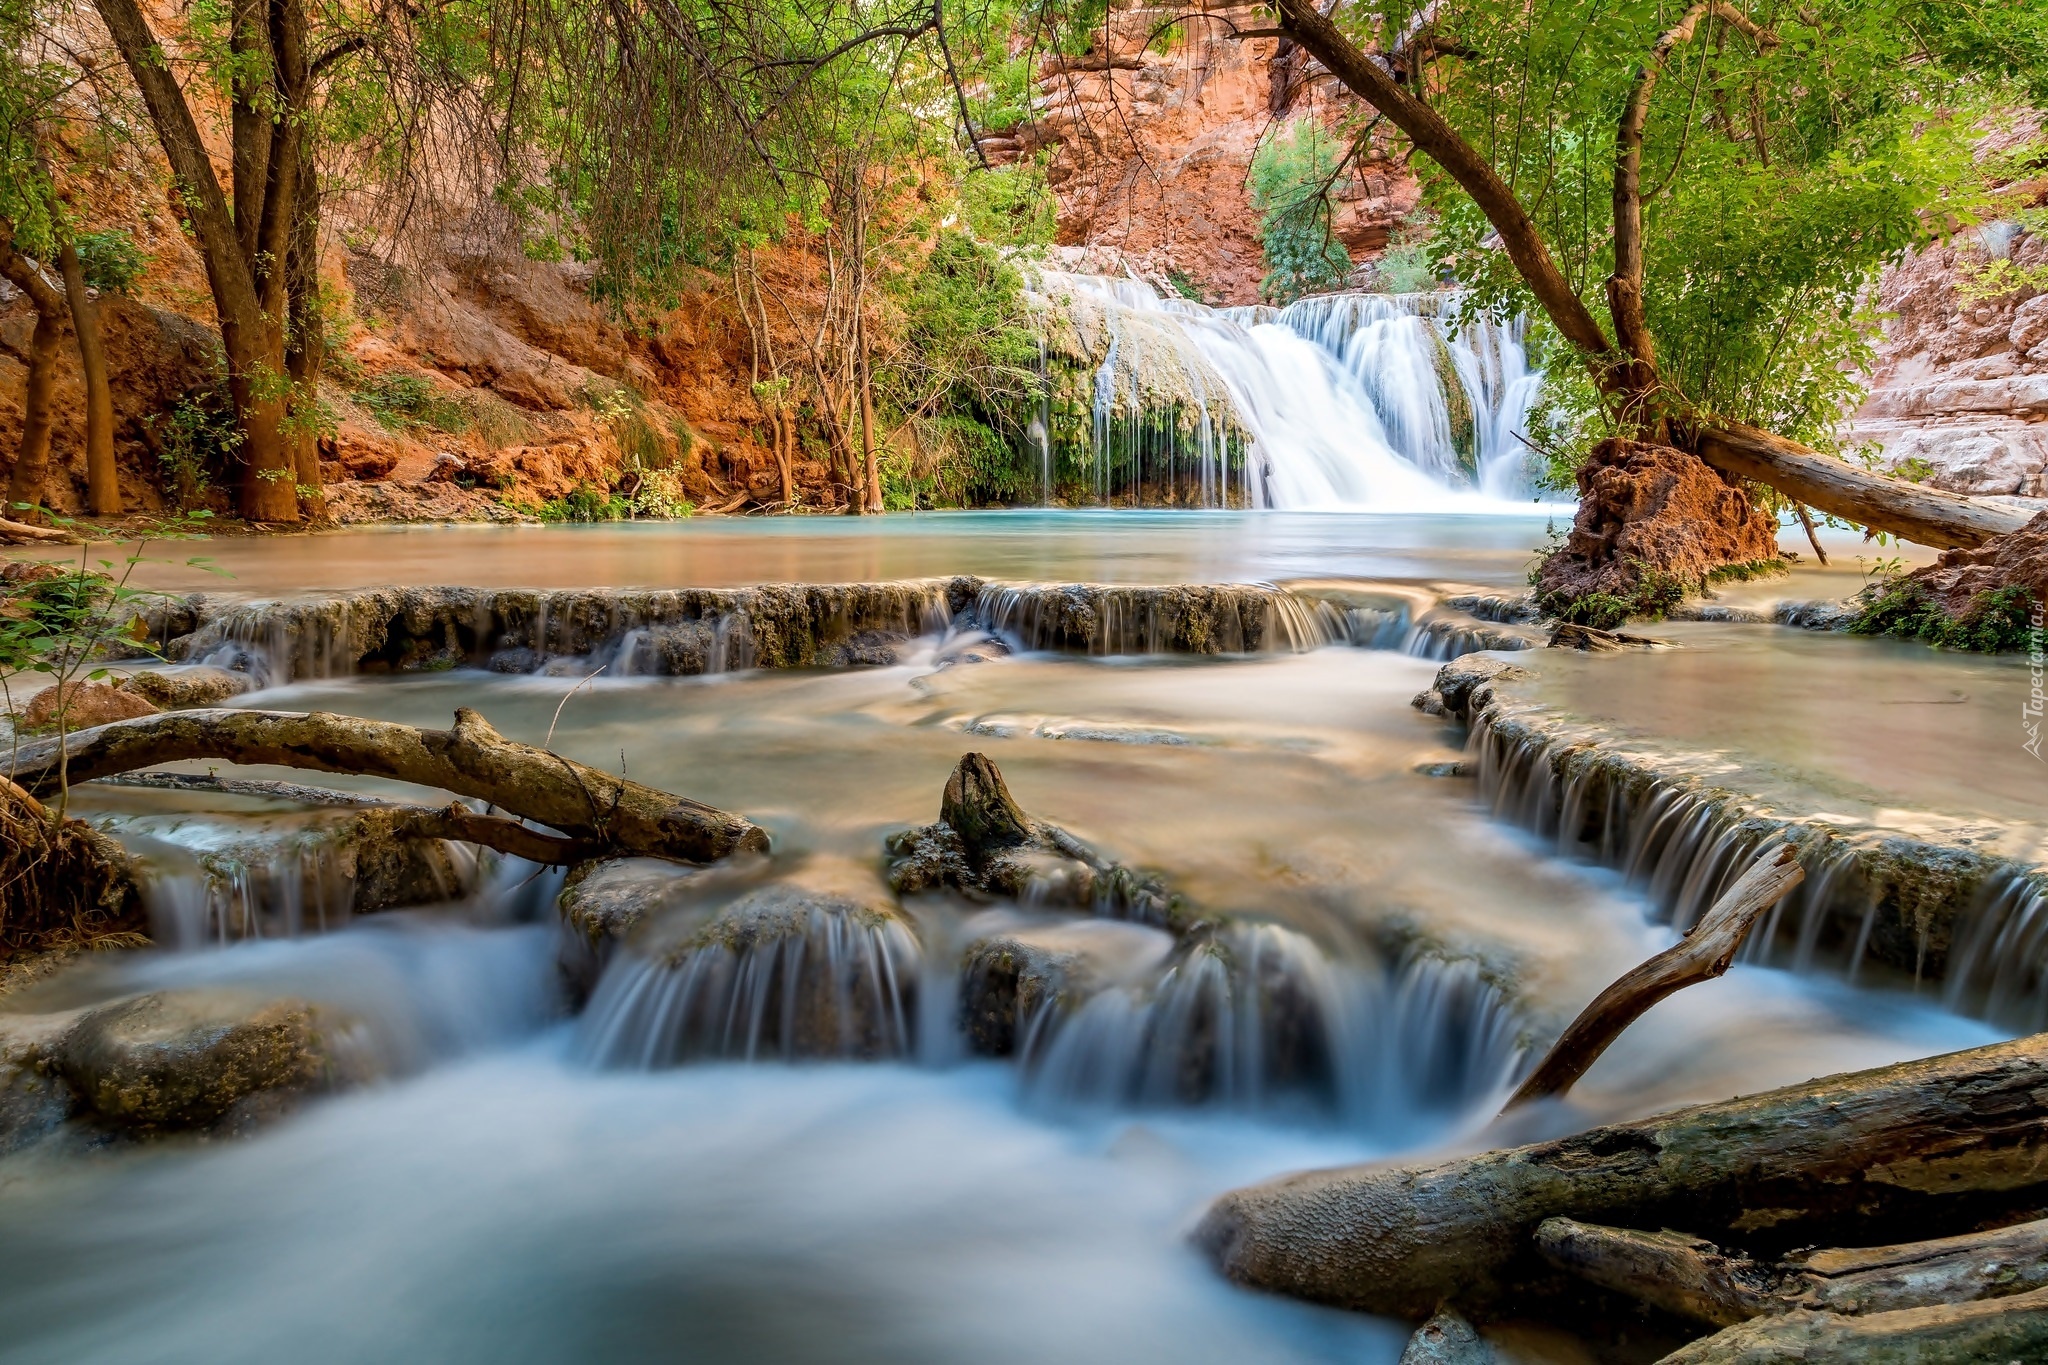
1535,439,1782,626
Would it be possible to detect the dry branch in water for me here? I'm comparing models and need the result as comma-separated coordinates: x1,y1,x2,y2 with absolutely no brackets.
1505,842,1803,1109
7,707,768,864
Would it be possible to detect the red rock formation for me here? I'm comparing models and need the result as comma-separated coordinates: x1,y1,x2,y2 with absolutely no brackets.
1535,439,1784,610
1898,509,2048,616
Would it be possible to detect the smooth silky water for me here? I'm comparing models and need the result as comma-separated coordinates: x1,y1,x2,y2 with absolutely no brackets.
0,508,2010,1364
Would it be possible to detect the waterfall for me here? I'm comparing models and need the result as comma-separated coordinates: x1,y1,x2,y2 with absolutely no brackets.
1027,271,1542,509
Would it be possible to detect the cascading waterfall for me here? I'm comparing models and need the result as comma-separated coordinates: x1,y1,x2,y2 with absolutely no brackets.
1016,926,1526,1131
1027,270,1542,509
1471,707,2048,1031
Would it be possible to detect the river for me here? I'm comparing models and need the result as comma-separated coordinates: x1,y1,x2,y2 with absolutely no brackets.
0,511,2017,1365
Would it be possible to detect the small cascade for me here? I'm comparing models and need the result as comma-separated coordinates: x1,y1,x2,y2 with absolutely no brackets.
1027,271,1541,509
161,580,970,686
1471,708,2048,1027
575,891,924,1067
123,828,362,948
970,582,1358,656
1018,924,1526,1129
1940,871,2048,1032
1403,611,1541,662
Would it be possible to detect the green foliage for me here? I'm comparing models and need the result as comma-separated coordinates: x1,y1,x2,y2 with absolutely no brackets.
1249,119,1354,304
877,230,1041,505
1165,268,1205,302
1370,239,1438,294
537,483,632,522
1534,563,1694,630
1704,558,1791,586
959,161,1057,248
1849,579,2039,652
1355,0,2024,460
356,373,468,433
75,229,146,292
144,380,242,508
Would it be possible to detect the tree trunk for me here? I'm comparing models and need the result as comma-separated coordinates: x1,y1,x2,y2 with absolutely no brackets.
859,313,881,513
1198,1032,2048,1320
93,0,306,524
58,240,120,516
1691,422,2029,549
7,706,769,864
284,126,325,517
1660,1285,2048,1363
0,230,65,511
1542,1214,2048,1329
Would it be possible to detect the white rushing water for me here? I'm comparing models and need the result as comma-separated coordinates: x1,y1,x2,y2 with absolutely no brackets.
1029,273,1543,511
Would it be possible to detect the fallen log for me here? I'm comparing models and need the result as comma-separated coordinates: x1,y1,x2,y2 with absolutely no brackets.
1196,1033,2048,1319
1535,1219,1782,1328
1539,1214,2048,1330
98,770,605,866
1694,423,2032,550
1506,844,1803,1109
6,707,767,864
1657,1283,2048,1363
0,514,73,544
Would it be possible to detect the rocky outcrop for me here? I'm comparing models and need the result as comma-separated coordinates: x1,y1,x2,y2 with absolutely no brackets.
995,7,1417,303
55,988,360,1130
1533,439,1784,626
17,679,159,731
1881,508,2048,618
1853,206,2048,502
114,664,254,710
886,753,1185,927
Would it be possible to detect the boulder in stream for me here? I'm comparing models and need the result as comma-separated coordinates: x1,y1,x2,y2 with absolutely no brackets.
887,753,1185,928
1411,655,1533,724
116,665,254,710
56,988,365,1131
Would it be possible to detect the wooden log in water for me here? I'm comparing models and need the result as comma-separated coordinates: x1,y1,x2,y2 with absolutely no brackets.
1506,844,1803,1110
1538,1214,2048,1329
9,707,768,864
1656,1284,2048,1363
1196,1034,2048,1319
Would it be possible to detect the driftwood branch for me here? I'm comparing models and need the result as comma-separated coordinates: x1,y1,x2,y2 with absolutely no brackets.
1198,1032,2048,1319
1541,1213,2048,1332
1505,842,1803,1109
1660,1283,2048,1363
0,515,73,544
1536,1218,1781,1327
8,708,767,864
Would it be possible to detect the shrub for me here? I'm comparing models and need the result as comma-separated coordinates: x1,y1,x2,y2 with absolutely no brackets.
357,373,468,433
76,229,147,292
1849,580,2037,653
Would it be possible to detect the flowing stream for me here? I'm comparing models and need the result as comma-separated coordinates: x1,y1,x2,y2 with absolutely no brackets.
0,516,2021,1364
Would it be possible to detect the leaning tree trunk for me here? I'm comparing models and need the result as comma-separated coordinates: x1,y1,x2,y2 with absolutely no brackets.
58,239,120,516
0,229,65,512
283,119,324,515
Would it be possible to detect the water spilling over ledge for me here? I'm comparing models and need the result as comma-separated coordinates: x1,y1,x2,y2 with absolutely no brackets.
136,577,1538,684
1466,691,2048,1031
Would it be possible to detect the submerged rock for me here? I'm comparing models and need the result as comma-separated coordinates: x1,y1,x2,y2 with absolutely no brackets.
1412,654,1532,723
117,665,253,710
56,989,362,1130
1399,1309,1493,1365
958,918,1176,1057
886,753,1184,927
